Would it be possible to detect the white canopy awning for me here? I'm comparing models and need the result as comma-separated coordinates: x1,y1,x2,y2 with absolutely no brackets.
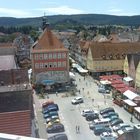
123,99,137,106
100,80,111,85
134,107,140,113
123,76,133,82
123,90,138,100
69,72,75,79
72,63,88,73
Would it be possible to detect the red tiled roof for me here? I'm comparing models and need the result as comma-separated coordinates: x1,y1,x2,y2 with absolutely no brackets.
100,74,122,81
112,83,127,88
111,80,124,85
115,86,136,93
32,28,67,51
0,110,31,136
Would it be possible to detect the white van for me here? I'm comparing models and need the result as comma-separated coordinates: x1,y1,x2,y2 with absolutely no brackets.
93,118,111,127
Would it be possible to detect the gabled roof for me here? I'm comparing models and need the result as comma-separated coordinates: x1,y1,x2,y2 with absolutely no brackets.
32,28,67,52
89,42,140,59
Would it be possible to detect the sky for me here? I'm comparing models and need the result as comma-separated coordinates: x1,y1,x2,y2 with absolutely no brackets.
0,0,139,18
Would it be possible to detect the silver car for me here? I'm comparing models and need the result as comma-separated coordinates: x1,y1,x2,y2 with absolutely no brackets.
71,97,83,104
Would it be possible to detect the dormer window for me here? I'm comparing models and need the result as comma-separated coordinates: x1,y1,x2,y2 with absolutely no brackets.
122,53,126,59
109,54,113,59
102,55,106,60
116,54,120,59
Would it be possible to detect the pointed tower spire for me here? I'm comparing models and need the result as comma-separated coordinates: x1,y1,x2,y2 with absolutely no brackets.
42,13,50,30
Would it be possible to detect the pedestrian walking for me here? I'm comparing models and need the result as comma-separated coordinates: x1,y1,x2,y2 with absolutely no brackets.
56,91,58,96
76,125,78,133
130,116,133,123
77,125,80,133
79,89,80,94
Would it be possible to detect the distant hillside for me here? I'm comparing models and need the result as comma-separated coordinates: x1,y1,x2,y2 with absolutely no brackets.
0,14,140,27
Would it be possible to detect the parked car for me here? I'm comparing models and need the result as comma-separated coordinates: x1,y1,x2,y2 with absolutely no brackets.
44,111,58,119
110,118,123,127
43,106,59,114
100,107,115,115
86,113,99,121
100,132,117,140
91,118,111,128
98,87,110,93
94,125,112,135
46,115,59,124
113,123,131,132
46,123,65,133
102,112,118,118
42,104,59,113
42,100,54,108
71,97,83,104
117,126,134,136
48,133,68,140
47,119,61,127
81,109,98,117
110,115,119,122
108,112,119,117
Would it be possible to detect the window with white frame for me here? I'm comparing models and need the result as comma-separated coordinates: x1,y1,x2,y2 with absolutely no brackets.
40,63,44,68
62,61,66,67
35,54,39,60
58,53,61,59
49,53,52,59
35,63,39,69
39,54,43,60
57,61,61,67
62,52,66,58
53,62,57,67
44,54,48,60
53,53,57,59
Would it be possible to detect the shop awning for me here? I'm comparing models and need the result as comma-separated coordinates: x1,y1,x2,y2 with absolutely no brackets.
112,83,127,88
123,90,138,100
41,80,55,85
72,63,88,73
115,87,136,93
123,76,133,82
100,80,111,85
111,80,124,85
69,72,75,80
123,99,137,106
134,107,140,113
99,74,122,81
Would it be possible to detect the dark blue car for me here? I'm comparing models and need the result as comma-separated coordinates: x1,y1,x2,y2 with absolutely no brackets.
44,111,58,119
42,104,59,113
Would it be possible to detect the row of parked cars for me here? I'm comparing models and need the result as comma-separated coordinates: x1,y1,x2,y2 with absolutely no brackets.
42,100,68,140
81,107,133,140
